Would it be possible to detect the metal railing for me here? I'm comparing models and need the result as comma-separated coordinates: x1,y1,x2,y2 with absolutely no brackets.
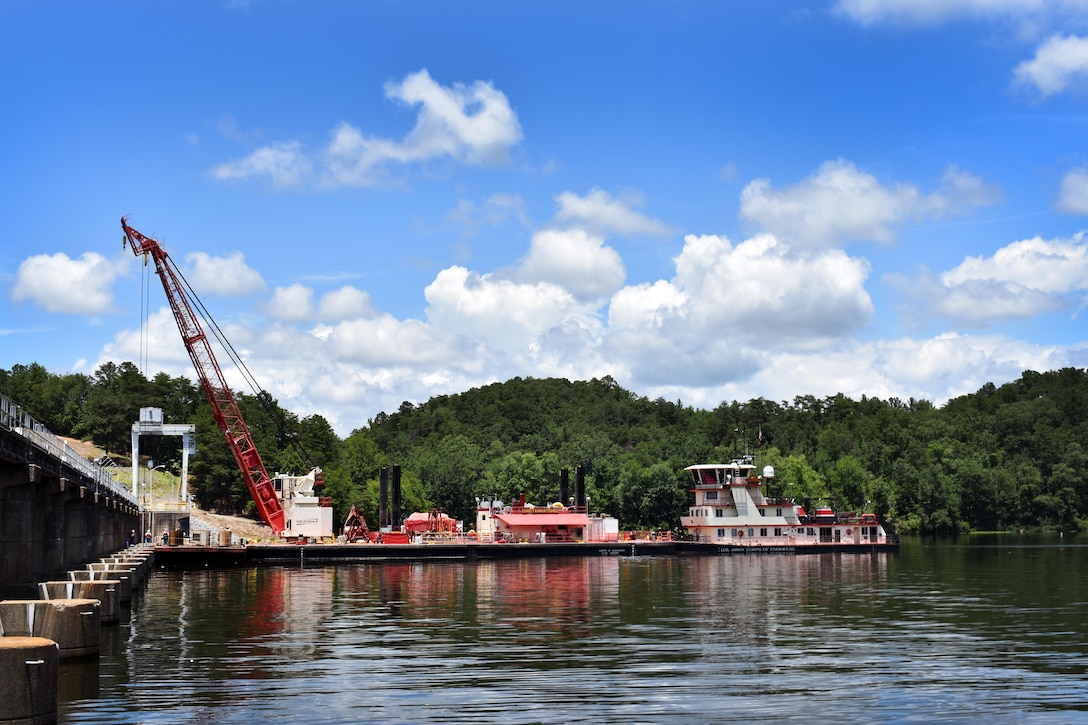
0,392,138,506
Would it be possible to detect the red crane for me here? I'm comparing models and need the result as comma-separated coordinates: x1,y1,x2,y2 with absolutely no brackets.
121,217,286,534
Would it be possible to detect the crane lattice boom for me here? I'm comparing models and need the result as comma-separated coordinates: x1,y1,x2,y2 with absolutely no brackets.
121,217,285,534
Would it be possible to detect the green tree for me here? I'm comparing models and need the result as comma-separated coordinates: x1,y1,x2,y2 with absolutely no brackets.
827,455,870,510
77,362,155,454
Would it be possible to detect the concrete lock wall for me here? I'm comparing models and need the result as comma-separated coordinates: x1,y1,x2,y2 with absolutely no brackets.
0,454,139,600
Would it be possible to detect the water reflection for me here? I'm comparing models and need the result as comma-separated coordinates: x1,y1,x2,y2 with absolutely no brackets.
58,543,1088,724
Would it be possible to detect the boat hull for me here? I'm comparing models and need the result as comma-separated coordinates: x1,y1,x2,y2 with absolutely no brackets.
675,540,900,555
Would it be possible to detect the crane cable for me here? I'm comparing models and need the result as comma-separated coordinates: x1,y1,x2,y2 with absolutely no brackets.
168,261,316,471
126,224,316,471
139,248,151,377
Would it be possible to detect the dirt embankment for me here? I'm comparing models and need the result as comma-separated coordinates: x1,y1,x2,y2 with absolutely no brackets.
190,509,273,540
60,436,274,541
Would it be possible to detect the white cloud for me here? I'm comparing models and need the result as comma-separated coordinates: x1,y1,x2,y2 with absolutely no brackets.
323,314,468,367
925,165,1004,216
889,233,1088,325
1058,168,1088,213
12,252,124,314
554,188,674,237
941,233,1088,292
383,69,522,166
709,332,1067,410
97,307,193,366
210,141,313,188
318,286,374,320
266,284,315,321
86,175,1083,437
1014,34,1088,96
91,219,1088,437
608,279,686,332
516,227,626,302
424,265,600,355
184,251,266,296
606,233,874,385
266,283,375,324
834,0,1070,26
740,160,999,247
211,70,522,189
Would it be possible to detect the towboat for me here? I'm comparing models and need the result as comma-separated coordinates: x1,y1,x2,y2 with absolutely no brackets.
679,456,897,552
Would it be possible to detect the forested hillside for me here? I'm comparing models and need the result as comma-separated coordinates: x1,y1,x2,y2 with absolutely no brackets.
3,362,1086,535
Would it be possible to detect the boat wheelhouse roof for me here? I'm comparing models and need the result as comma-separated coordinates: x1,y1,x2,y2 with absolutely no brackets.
684,461,757,473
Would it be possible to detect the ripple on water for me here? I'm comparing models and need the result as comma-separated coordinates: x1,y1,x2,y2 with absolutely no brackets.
58,550,1088,724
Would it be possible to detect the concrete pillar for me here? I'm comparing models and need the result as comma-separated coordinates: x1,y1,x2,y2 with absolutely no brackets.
38,581,120,624
0,636,58,724
74,569,133,603
0,599,101,659
92,562,144,590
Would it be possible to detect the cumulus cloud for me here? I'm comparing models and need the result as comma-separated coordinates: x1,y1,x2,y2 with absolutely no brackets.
91,215,1088,437
740,160,999,247
1058,167,1088,213
1014,34,1088,96
211,70,522,189
97,307,193,365
423,265,600,355
704,332,1069,412
515,227,626,301
381,69,522,166
266,284,315,321
607,233,874,385
266,284,375,322
86,166,1083,437
323,314,468,367
889,233,1088,325
184,251,266,296
318,286,374,320
554,188,674,237
12,251,124,314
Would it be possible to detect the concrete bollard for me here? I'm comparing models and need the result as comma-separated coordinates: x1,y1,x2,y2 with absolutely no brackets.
103,557,151,581
78,569,134,602
70,569,134,601
0,636,58,724
38,581,120,624
0,599,100,659
100,555,150,570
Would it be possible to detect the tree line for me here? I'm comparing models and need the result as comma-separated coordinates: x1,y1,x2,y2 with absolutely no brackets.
3,362,1086,535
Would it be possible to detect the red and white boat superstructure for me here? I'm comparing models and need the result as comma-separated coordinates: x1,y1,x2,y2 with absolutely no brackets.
475,496,619,543
680,457,894,550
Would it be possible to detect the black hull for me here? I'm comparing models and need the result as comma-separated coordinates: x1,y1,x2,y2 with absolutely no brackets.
152,539,898,568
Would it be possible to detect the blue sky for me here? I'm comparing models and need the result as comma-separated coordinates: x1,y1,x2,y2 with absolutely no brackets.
2,0,1087,436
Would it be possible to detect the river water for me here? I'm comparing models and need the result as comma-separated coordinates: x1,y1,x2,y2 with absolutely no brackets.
58,537,1088,724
